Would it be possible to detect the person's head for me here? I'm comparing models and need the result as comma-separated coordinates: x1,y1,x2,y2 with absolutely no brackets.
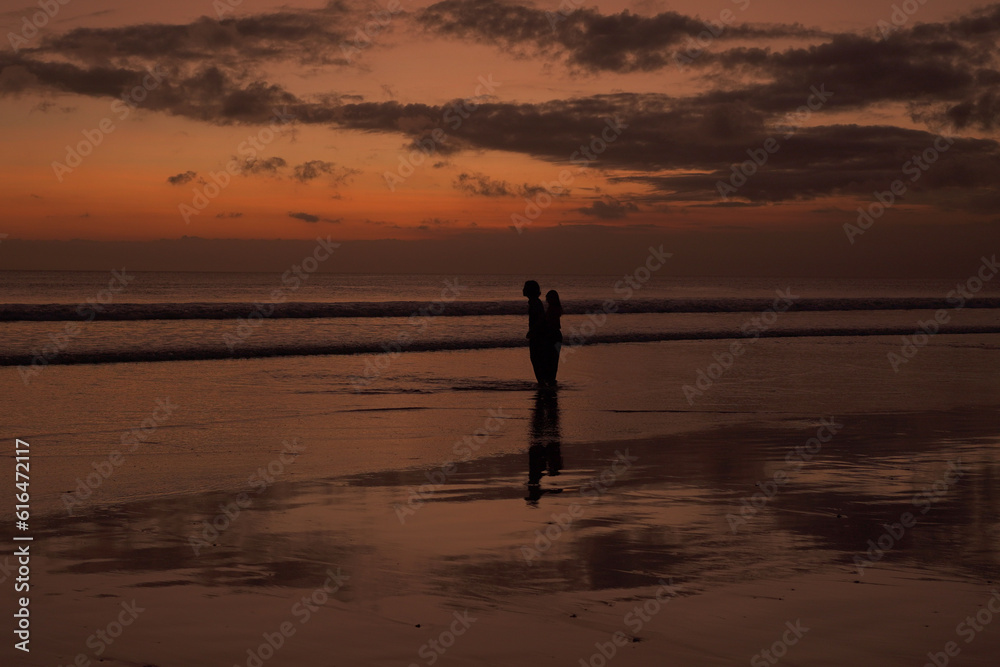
522,280,541,298
545,290,562,314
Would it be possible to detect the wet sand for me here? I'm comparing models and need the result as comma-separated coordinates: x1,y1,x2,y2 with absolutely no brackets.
3,337,1000,665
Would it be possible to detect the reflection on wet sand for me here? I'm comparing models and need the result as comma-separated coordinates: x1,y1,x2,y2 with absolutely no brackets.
526,389,563,504
30,407,1000,610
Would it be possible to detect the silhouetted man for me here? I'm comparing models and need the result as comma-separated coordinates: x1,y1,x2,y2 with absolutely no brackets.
523,280,548,385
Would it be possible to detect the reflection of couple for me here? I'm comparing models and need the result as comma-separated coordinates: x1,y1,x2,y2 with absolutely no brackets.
522,280,562,387
525,388,562,503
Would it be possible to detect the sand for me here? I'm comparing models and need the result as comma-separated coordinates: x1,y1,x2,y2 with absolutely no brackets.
3,336,1000,665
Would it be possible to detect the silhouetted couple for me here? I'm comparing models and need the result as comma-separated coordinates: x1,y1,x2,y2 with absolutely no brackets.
522,280,562,387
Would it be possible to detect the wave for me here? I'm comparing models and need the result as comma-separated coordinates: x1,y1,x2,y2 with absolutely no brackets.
4,325,999,367
3,297,1000,322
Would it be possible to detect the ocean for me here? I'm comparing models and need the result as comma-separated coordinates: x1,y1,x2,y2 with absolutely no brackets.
3,271,1000,370
3,271,1000,667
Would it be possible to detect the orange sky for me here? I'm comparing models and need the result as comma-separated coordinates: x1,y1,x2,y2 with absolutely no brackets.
1,0,998,262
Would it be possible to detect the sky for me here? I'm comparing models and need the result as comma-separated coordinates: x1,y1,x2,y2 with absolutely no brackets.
1,0,999,274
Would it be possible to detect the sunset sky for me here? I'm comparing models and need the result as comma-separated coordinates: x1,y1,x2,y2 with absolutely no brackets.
1,0,999,273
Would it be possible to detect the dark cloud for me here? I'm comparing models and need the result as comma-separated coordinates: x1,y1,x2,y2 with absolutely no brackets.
323,93,1000,209
943,88,1000,131
578,196,638,219
453,171,515,197
615,125,1000,204
334,93,748,171
167,170,198,185
687,6,1000,131
292,160,358,185
243,156,287,175
452,171,563,198
416,1,1000,130
0,65,39,93
0,54,136,98
2,1,998,213
417,0,823,73
30,100,76,113
6,2,998,134
0,1,373,129
288,211,341,223
33,6,356,69
0,50,301,124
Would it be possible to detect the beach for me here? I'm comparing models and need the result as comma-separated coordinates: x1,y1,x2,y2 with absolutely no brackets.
6,0,1000,663
4,333,1000,666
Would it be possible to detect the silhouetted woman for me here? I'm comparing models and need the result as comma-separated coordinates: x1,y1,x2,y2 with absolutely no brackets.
523,280,547,385
544,290,563,385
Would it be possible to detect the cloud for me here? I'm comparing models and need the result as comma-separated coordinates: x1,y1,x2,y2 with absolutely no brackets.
288,211,341,223
34,6,357,69
3,1,999,214
615,124,1000,204
415,1,1000,130
452,171,561,198
243,156,287,175
8,3,996,134
0,65,39,94
453,171,515,197
328,93,1000,208
292,160,358,185
30,100,76,113
684,7,1000,131
0,50,302,124
7,2,998,133
167,170,198,185
578,196,638,219
417,0,823,73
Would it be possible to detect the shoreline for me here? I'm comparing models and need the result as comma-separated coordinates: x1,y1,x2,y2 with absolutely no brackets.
4,327,1000,367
